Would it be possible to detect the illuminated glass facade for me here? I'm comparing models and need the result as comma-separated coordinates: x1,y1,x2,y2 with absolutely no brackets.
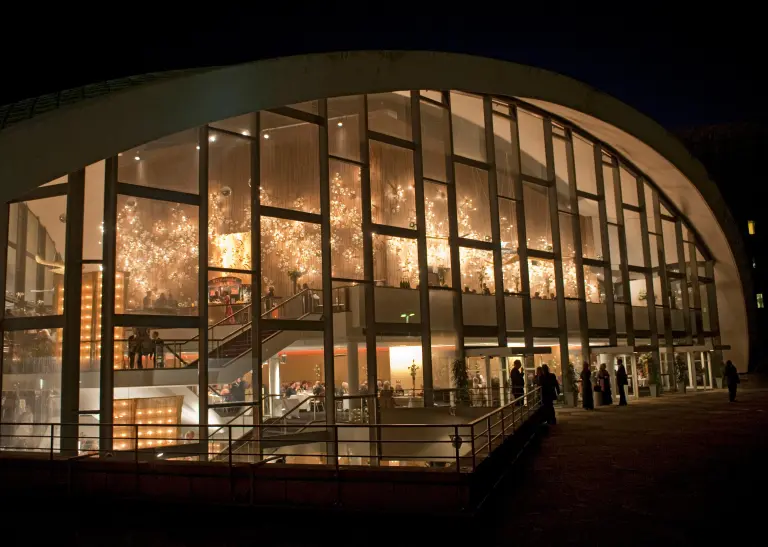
0,89,725,454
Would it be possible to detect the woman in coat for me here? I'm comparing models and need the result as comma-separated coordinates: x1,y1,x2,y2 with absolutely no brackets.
580,361,594,410
616,359,629,406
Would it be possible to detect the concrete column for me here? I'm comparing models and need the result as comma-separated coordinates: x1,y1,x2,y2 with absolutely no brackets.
630,354,640,399
268,357,280,397
687,352,695,391
347,341,360,396
706,352,714,389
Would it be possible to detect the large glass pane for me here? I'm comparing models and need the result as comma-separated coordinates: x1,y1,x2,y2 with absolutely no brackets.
430,290,457,390
518,109,547,180
523,182,552,252
420,100,450,182
368,91,412,141
260,111,320,213
118,129,199,194
610,265,625,303
608,224,622,265
330,160,364,280
583,265,606,304
502,249,522,294
370,140,416,229
328,95,362,162
373,234,418,289
649,234,660,269
499,198,518,252
83,161,105,260
1,328,62,450
553,137,571,211
644,184,656,227
620,166,639,206
562,258,579,298
603,164,618,223
9,197,67,315
460,247,495,294
116,196,199,314
207,270,253,326
662,220,679,269
261,216,322,300
560,212,576,258
455,163,491,242
450,91,486,162
528,258,557,300
628,271,648,306
8,202,18,244
425,182,452,287
573,135,597,194
208,131,252,270
493,113,518,199
578,198,603,260
669,279,684,310
624,209,645,267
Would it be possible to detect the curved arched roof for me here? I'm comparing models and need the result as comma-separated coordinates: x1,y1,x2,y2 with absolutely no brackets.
0,50,751,366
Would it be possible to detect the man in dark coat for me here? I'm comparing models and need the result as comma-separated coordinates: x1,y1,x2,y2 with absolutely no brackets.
510,359,525,406
540,365,560,425
724,360,740,402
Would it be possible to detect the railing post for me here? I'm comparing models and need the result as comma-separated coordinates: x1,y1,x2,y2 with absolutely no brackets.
228,426,233,468
470,424,476,471
50,425,55,460
500,406,505,441
454,425,460,473
488,416,493,456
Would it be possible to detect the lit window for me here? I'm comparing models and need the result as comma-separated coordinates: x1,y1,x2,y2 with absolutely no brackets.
758,293,764,309
748,220,756,235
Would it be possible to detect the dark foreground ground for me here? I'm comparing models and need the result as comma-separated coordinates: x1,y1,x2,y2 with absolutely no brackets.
4,383,767,546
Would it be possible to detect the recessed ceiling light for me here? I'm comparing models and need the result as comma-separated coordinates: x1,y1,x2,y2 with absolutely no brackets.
263,133,270,139
196,145,200,150
118,153,123,157
134,156,140,161
337,121,343,127
209,135,217,142
241,130,250,136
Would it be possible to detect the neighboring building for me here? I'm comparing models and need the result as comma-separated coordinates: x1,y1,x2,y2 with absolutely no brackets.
0,52,752,459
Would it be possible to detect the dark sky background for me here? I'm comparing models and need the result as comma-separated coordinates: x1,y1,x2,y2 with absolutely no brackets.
1,15,764,131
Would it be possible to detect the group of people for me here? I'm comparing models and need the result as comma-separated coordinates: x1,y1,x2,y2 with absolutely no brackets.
216,377,249,402
126,328,164,369
142,290,178,310
578,360,629,410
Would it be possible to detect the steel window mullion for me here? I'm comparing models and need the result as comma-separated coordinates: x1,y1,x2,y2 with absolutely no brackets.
483,96,507,349
636,178,661,384
688,240,704,344
594,145,617,345
411,91,434,406
0,201,7,399
115,182,199,206
673,220,693,343
367,130,415,151
252,113,264,431
652,190,674,361
197,126,209,452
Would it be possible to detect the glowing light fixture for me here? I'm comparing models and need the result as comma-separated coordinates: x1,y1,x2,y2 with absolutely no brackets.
263,133,270,139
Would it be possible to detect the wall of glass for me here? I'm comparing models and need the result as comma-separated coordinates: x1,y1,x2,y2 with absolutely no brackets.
0,88,721,453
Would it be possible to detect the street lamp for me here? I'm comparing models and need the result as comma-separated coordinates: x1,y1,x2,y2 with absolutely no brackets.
400,312,415,323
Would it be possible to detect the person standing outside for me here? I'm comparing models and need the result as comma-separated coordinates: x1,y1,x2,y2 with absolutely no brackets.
598,363,613,405
616,358,629,406
540,365,560,425
510,359,525,406
580,361,594,410
724,360,740,402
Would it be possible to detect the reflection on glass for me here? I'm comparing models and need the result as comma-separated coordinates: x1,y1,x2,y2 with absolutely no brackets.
368,91,412,141
370,140,416,229
460,247,494,294
421,100,450,182
450,92,486,162
573,135,597,194
328,95,362,162
118,129,199,194
494,114,518,198
260,111,320,213
116,196,199,314
209,131,252,270
6,196,67,316
261,216,322,298
373,234,418,288
455,163,491,241
518,109,547,180
523,182,552,252
330,160,363,279
528,258,557,299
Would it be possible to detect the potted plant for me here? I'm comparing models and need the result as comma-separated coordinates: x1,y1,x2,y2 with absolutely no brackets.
649,365,662,397
451,358,471,406
674,355,688,393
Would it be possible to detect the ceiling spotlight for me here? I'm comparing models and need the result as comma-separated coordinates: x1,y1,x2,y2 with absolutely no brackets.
337,121,343,127
196,145,200,150
263,133,270,140
134,156,140,161
241,130,250,136
118,153,123,157
209,135,217,143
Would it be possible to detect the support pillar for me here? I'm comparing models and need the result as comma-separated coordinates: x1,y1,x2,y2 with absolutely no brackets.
630,354,640,399
687,352,695,391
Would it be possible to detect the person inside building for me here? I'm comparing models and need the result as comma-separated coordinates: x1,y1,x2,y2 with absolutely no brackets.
394,380,404,396
481,282,491,295
380,381,395,409
580,361,594,410
724,360,740,402
143,290,153,310
231,376,248,402
155,292,168,309
151,331,164,368
616,359,629,406
598,363,613,405
127,334,138,369
510,359,525,405
137,328,153,369
472,370,486,406
540,364,560,425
